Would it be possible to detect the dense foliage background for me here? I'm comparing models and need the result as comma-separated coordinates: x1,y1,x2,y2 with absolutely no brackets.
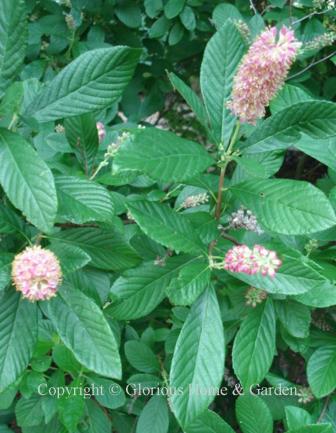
0,0,336,432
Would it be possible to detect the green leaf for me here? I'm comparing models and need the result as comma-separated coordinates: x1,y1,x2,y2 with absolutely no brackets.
170,286,225,427
46,287,122,379
144,0,163,18
0,253,13,291
164,0,185,19
26,47,141,122
84,399,111,433
136,395,169,433
15,394,43,427
48,243,91,275
200,21,245,145
212,4,242,29
231,179,336,235
52,228,141,271
127,199,205,254
285,406,313,430
0,292,38,392
125,341,160,373
275,301,311,338
87,375,126,409
0,129,57,232
287,426,333,433
244,102,336,154
236,395,273,433
64,113,99,173
232,299,276,390
186,410,235,433
0,0,27,95
270,84,314,114
108,256,198,320
55,175,114,224
115,127,213,182
115,5,142,28
58,391,85,433
180,6,196,31
169,22,184,46
295,136,336,172
168,72,208,128
166,258,211,306
228,248,326,295
307,346,336,398
148,16,170,38
293,281,336,307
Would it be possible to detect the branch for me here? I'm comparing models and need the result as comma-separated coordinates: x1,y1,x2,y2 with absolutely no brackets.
288,50,336,80
292,9,331,25
249,0,258,14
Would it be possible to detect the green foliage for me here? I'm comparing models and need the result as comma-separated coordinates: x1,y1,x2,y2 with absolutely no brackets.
0,0,336,432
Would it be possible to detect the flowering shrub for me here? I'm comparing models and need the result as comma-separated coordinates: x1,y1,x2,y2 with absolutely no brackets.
0,1,336,433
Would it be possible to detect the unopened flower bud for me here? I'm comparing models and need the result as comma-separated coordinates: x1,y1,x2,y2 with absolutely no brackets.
245,287,267,307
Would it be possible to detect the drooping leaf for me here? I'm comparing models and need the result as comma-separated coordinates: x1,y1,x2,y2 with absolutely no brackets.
115,127,213,182
0,0,27,95
0,291,38,392
232,299,276,390
46,287,122,379
127,199,205,254
200,21,245,145
231,179,336,235
0,129,57,232
170,286,225,427
55,175,114,224
26,47,141,122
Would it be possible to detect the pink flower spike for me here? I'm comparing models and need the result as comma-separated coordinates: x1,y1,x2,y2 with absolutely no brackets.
224,244,281,278
12,246,62,302
228,26,302,124
96,121,106,143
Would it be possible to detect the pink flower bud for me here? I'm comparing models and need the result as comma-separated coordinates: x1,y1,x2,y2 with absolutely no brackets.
228,26,302,124
12,246,62,302
96,121,106,143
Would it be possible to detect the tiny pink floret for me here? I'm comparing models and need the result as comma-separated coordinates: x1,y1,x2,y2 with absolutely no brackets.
96,121,106,143
224,244,281,278
12,246,62,302
228,26,302,124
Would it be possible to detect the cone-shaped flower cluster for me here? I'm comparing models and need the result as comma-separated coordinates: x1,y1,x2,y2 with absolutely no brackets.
96,121,106,143
12,246,62,302
224,244,281,277
228,26,301,124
